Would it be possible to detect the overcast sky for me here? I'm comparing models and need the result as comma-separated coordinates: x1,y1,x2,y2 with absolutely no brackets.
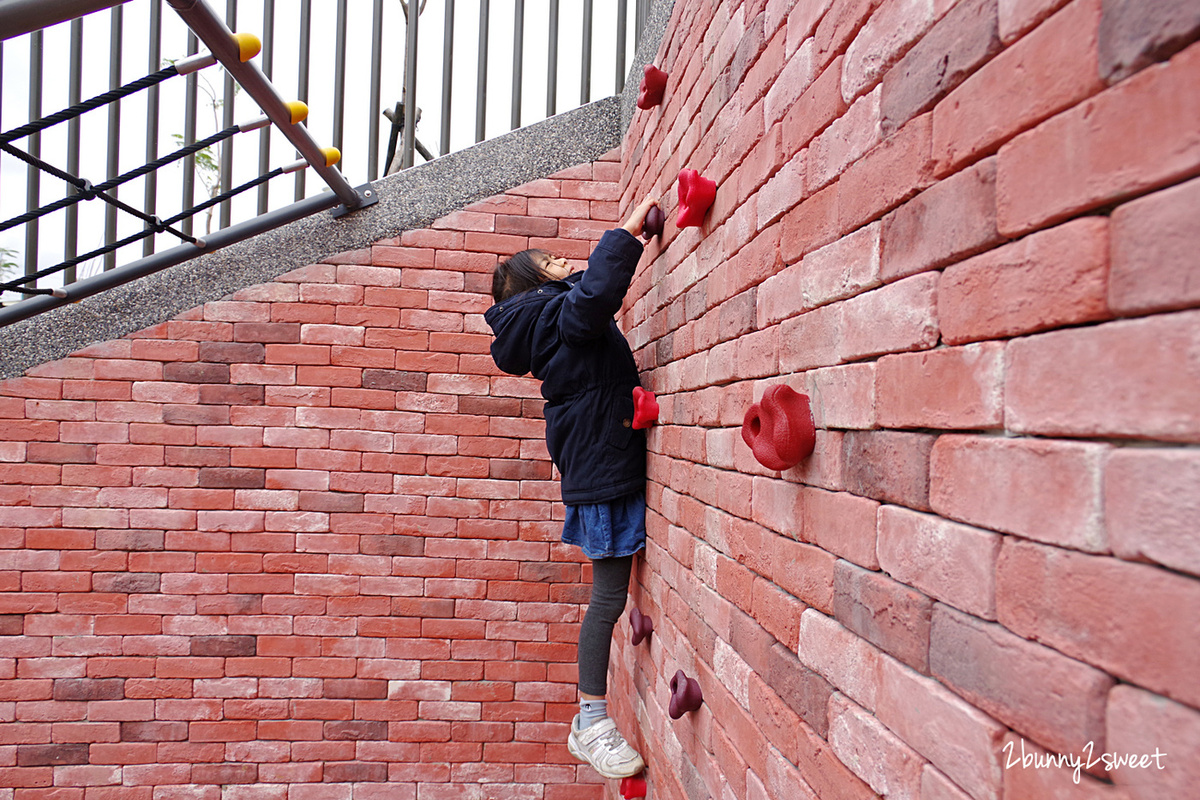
1,0,635,284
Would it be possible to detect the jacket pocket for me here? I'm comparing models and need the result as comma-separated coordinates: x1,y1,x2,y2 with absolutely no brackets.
607,391,635,450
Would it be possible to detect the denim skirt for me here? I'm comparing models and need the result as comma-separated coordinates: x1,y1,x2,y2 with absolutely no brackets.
561,491,647,560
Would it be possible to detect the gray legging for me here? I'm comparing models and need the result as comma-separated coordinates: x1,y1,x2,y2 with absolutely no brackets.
577,555,633,697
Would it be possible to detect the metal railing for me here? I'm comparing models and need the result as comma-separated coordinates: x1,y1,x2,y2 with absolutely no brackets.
0,0,650,303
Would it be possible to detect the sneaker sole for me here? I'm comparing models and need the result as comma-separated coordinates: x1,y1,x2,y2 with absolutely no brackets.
567,730,645,780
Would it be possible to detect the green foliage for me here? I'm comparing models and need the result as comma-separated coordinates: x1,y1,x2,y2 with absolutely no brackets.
0,247,18,282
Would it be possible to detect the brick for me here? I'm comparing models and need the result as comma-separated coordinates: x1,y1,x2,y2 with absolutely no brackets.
26,442,97,464
799,487,880,570
834,560,933,672
1110,175,1200,315
876,657,1006,800
828,692,924,800
876,342,1005,430
1099,0,1200,83
1105,448,1200,577
772,537,837,615
1106,685,1200,799
881,157,1002,281
931,604,1114,759
997,539,1200,708
842,430,935,510
881,0,1003,133
780,182,841,263
940,217,1110,345
801,363,876,431
838,113,937,232
931,434,1107,551
997,43,1200,236
810,86,882,189
801,221,882,311
934,0,1104,174
879,506,1000,619
17,744,89,767
232,322,301,344
782,56,849,155
161,363,229,384
1005,310,1200,441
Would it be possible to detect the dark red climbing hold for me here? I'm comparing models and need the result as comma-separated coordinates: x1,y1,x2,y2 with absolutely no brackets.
632,387,659,429
669,670,702,719
741,384,816,472
621,775,648,798
630,607,653,646
676,169,716,228
637,64,668,109
642,204,665,240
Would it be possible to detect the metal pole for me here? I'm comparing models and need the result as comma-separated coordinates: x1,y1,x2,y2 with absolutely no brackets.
368,0,384,179
103,9,121,271
616,0,627,93
332,0,347,165
0,191,342,328
143,0,162,257
401,0,418,168
24,30,42,285
256,0,273,214
166,0,361,209
295,0,310,201
65,19,83,283
218,0,236,231
510,0,523,130
0,0,132,42
546,0,557,117
439,0,454,157
580,0,592,105
181,30,198,237
474,0,488,143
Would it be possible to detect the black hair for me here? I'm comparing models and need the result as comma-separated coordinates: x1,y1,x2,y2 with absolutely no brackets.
492,249,554,302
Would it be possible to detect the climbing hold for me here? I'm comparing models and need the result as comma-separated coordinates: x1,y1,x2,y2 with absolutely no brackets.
632,387,659,429
637,64,668,109
741,385,815,472
642,205,665,240
676,169,716,228
621,775,648,799
285,100,309,124
669,670,703,719
321,146,342,168
630,607,653,646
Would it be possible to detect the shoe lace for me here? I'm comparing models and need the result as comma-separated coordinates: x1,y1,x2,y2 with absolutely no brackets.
597,726,627,752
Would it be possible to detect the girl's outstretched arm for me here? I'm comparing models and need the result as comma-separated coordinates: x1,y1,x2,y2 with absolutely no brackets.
620,196,659,238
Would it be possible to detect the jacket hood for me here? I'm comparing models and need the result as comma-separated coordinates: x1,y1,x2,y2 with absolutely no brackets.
484,274,580,376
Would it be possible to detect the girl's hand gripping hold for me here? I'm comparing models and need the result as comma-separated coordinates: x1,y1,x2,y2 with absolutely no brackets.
620,195,660,238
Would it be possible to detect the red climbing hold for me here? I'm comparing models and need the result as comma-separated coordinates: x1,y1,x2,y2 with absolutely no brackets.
621,775,648,799
637,64,668,109
669,670,703,719
642,204,665,240
676,169,716,228
630,607,653,646
632,387,659,429
741,385,816,472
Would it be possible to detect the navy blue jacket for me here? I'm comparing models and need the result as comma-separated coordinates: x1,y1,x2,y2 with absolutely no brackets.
484,228,647,505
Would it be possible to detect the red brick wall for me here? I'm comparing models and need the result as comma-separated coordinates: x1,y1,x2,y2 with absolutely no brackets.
611,0,1200,799
4,1,1200,799
0,154,623,800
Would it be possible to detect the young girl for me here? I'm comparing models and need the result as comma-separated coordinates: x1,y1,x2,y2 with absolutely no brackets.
484,195,659,780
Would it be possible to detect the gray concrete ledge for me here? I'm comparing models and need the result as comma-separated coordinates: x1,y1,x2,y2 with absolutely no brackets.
0,0,677,380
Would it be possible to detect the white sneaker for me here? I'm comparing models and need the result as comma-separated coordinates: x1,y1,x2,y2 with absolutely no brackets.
567,714,645,779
